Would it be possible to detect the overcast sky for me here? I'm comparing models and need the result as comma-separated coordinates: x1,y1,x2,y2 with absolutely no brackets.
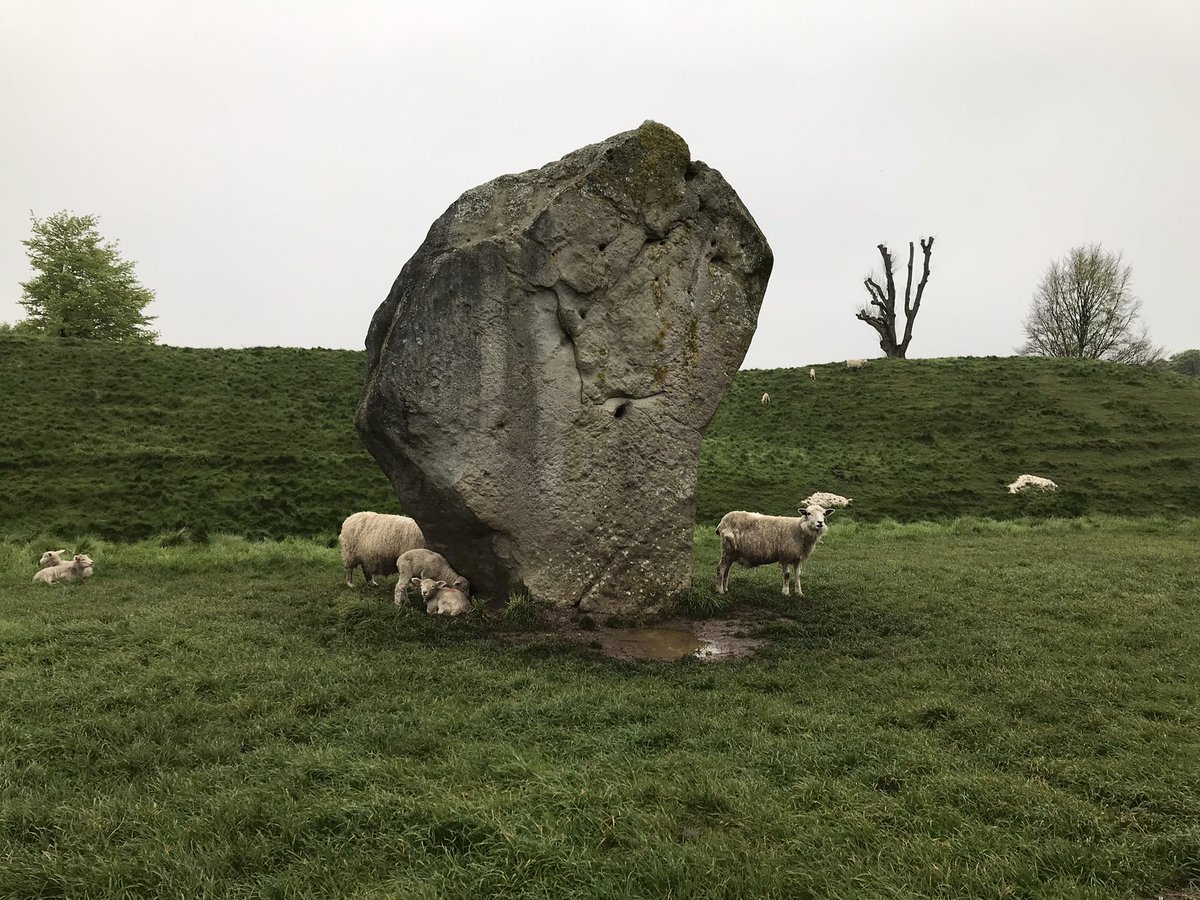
2,1,1196,369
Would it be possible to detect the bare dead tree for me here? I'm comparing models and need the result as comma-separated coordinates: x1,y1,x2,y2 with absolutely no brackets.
1019,245,1163,365
856,237,933,359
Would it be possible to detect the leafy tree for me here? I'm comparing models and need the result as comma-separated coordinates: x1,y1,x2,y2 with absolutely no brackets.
1167,349,1200,378
1019,244,1160,365
18,211,158,343
855,237,934,359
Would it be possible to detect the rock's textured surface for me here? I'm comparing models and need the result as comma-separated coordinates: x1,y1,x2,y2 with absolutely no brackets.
356,122,772,614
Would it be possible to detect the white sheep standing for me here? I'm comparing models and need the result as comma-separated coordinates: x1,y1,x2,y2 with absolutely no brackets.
413,577,471,617
715,505,833,597
39,549,69,568
761,392,771,405
33,554,94,584
1007,474,1058,494
846,358,868,370
339,511,426,587
809,368,816,380
802,492,852,509
394,549,470,605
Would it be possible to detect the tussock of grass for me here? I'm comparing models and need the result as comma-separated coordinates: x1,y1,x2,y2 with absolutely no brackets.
3,521,1199,897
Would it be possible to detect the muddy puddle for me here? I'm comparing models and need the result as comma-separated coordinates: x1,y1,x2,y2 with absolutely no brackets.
539,611,778,663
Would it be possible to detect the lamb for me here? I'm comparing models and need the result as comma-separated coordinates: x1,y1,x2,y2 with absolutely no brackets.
1007,474,1058,494
338,511,426,587
802,492,852,509
846,358,868,370
715,505,833,597
33,554,94,584
394,549,470,605
412,577,471,617
39,549,69,568
761,392,771,405
809,368,816,380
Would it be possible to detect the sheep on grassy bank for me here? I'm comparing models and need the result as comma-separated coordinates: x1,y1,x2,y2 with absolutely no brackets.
846,359,868,370
394,549,470,605
1008,474,1058,494
413,577,471,617
33,554,94,584
761,392,770,405
809,368,816,380
339,512,426,587
716,505,833,597
802,492,852,509
39,549,68,568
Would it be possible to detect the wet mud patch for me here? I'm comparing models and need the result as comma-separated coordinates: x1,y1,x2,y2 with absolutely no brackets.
531,609,782,663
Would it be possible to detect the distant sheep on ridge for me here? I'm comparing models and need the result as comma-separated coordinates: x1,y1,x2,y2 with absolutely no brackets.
846,359,868,370
761,392,770,405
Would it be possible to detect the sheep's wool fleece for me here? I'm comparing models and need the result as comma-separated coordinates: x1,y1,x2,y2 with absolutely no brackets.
357,122,773,614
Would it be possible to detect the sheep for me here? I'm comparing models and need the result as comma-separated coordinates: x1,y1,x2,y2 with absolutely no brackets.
802,492,852,509
338,511,426,587
394,549,470,605
39,549,69,568
413,577,471,617
761,392,771,405
33,554,94,584
1007,474,1057,494
846,358,868,370
809,368,816,380
715,505,833,597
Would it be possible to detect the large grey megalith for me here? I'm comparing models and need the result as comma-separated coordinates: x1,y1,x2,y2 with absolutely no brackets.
356,121,772,615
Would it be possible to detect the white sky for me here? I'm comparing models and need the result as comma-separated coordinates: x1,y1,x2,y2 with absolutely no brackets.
1,1,1197,368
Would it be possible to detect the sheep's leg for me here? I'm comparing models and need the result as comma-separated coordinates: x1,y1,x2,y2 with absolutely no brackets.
795,565,804,598
716,549,735,594
345,564,356,588
363,566,377,587
780,563,792,596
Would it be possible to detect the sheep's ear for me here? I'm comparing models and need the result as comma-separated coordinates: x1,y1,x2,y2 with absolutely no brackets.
824,508,835,517
434,581,446,590
797,508,808,517
410,577,421,586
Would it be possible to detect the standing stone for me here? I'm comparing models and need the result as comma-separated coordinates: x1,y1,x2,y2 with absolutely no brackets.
356,121,772,615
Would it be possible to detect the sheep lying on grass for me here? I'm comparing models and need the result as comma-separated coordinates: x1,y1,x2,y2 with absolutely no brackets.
39,549,69,568
339,512,426,587
802,492,852,509
33,554,94,584
412,577,471,617
394,549,470,605
1008,474,1058,494
716,505,833,597
846,358,868,370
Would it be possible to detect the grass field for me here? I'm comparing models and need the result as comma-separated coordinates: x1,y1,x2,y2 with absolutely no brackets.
4,336,1200,542
3,519,1199,899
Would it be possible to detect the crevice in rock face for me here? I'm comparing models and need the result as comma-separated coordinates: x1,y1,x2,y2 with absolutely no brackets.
554,290,586,405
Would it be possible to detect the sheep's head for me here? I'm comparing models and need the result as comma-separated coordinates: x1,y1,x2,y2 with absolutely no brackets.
797,504,832,534
74,554,93,568
39,549,67,568
415,577,451,601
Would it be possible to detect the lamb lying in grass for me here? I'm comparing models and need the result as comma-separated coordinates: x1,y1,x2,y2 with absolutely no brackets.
716,505,833,597
412,577,471,617
802,492,852,509
1007,474,1057,494
394,549,470,605
33,554,94,584
39,549,69,568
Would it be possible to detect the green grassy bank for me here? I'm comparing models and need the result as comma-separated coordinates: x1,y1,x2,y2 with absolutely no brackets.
3,336,1200,541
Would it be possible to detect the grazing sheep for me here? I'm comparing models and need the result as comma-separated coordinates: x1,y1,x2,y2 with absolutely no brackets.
1007,474,1058,494
761,392,771,405
802,492,852,509
394,549,470,605
846,358,868,370
809,368,816,380
33,554,94,584
339,511,426,587
413,577,471,617
716,505,833,597
39,549,69,569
